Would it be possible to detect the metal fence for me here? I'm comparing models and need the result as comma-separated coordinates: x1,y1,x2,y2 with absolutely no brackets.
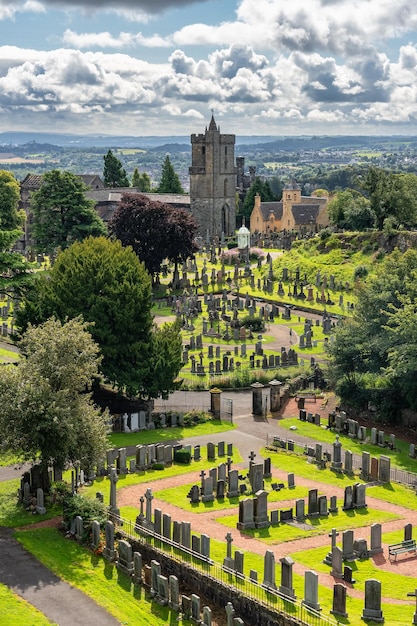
266,433,417,490
116,514,340,626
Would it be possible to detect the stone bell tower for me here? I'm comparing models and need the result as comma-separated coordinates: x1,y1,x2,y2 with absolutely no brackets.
189,115,237,239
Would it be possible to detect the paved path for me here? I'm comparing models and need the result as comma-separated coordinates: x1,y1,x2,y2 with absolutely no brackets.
0,527,119,626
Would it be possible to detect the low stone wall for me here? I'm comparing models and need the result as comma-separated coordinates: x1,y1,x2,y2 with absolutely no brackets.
128,537,299,626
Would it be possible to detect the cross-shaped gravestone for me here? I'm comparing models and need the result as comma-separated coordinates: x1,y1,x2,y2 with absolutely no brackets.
225,532,233,559
329,528,339,550
248,450,256,468
200,469,206,482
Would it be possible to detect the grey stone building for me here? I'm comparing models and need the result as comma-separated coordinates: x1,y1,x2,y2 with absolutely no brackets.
189,115,237,239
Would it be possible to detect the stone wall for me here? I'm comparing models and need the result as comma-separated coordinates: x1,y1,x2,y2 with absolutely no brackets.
128,537,300,626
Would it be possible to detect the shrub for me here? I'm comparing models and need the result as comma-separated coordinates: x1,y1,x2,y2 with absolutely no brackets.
174,449,191,464
240,316,265,332
182,410,211,427
354,265,368,280
151,462,165,470
62,493,107,535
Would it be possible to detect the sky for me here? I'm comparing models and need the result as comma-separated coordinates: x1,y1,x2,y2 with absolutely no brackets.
1,0,417,137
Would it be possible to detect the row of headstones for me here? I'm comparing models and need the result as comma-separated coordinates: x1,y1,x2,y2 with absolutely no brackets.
281,266,350,293
19,484,46,514
324,525,383,575
118,409,188,433
328,410,397,450
295,419,394,483
261,549,385,621
100,441,233,477
86,518,244,625
187,349,298,375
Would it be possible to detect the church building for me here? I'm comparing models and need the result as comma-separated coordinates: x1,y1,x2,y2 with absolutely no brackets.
189,115,237,239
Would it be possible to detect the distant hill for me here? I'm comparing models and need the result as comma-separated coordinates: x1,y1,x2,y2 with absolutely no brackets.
2,131,415,152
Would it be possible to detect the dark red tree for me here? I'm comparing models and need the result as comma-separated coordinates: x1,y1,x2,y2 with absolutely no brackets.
109,193,197,283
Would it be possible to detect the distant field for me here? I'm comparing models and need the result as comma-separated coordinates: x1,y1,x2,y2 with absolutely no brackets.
0,156,45,164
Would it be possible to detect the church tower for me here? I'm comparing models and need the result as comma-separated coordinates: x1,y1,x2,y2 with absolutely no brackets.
189,115,236,239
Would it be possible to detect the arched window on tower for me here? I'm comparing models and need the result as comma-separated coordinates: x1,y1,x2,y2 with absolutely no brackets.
224,178,228,196
224,146,228,169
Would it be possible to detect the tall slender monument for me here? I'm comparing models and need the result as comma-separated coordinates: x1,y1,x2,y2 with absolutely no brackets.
189,114,236,239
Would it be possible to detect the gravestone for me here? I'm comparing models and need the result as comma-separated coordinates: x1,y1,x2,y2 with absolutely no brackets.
117,540,134,577
237,498,255,530
262,550,276,590
308,489,319,517
342,530,355,561
169,575,180,611
279,557,296,599
379,455,391,482
331,546,343,579
133,552,143,585
254,490,270,528
91,520,100,549
302,570,321,612
370,523,383,555
362,579,384,623
331,583,348,618
103,520,117,561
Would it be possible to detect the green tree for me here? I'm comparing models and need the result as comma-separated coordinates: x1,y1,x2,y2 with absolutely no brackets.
103,150,130,187
0,317,109,478
30,170,107,254
157,155,184,194
328,189,374,230
361,167,417,230
242,177,277,222
144,319,183,399
0,170,32,299
132,167,152,192
328,249,417,413
16,237,173,398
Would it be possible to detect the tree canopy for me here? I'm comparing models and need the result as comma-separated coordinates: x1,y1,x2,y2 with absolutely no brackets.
109,193,197,282
0,317,109,475
30,170,107,254
360,167,417,230
157,155,184,194
242,177,278,222
132,167,152,192
327,248,417,417
103,150,130,187
0,170,32,299
16,236,182,399
17,237,153,396
327,189,374,230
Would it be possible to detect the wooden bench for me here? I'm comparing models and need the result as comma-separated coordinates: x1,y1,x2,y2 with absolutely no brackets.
388,539,417,561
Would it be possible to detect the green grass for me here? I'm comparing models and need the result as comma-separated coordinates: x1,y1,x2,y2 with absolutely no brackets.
277,416,417,473
0,479,62,528
153,480,309,513
216,505,399,543
15,528,175,626
291,543,417,600
0,582,56,625
108,419,235,448
81,446,243,499
264,447,417,510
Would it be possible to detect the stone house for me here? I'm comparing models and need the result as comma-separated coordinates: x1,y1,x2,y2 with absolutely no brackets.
250,182,330,235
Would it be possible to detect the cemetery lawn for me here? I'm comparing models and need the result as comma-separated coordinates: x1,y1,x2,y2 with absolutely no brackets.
108,419,235,448
151,482,309,513
277,417,417,472
0,479,62,528
264,447,417,509
215,506,398,543
290,544,417,601
15,527,175,626
0,582,56,625
81,446,243,498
